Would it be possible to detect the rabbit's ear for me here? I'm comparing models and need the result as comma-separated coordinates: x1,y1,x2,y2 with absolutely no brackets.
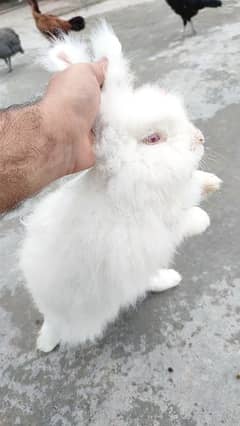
43,35,90,72
90,20,133,88
91,20,122,62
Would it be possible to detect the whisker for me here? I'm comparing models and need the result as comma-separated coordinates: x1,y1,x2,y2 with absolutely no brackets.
201,147,225,169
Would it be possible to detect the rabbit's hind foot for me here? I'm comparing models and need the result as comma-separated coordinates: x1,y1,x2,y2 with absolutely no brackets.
37,321,60,353
149,269,182,293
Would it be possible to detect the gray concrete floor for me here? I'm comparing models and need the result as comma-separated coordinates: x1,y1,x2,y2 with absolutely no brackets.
0,0,240,425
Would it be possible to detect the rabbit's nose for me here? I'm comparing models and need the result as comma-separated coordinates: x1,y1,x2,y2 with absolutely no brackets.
194,128,205,145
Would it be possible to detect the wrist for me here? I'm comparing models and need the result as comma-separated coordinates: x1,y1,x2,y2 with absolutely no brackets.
40,96,95,175
0,102,66,211
39,98,75,177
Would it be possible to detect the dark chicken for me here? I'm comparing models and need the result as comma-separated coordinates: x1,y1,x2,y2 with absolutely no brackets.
27,0,85,41
0,28,24,72
165,0,222,35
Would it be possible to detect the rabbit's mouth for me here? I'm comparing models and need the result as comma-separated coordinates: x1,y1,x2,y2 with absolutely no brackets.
192,141,205,164
191,128,205,153
194,128,205,146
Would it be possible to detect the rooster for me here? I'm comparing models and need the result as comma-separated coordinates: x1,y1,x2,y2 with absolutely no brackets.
165,0,222,35
27,0,85,41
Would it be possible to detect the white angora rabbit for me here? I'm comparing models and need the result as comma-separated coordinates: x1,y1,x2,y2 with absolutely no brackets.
19,22,221,352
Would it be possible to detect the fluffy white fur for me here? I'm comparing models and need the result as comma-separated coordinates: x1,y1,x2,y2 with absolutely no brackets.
43,35,89,72
19,22,222,352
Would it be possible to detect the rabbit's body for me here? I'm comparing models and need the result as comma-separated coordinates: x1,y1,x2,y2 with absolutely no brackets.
20,23,221,352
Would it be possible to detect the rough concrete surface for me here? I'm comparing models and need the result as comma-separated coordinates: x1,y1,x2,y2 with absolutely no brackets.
0,0,240,425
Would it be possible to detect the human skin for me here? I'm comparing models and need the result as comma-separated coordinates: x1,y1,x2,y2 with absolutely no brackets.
0,58,107,213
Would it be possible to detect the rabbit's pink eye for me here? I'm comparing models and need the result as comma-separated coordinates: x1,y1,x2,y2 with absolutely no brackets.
142,132,166,145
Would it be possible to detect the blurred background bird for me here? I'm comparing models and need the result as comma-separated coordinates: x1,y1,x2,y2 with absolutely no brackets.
165,0,222,35
27,0,85,41
0,28,24,72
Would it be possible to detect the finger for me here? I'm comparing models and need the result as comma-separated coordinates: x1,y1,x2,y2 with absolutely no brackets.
91,58,108,87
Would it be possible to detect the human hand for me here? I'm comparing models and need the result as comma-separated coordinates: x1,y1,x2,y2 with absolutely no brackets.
40,58,108,175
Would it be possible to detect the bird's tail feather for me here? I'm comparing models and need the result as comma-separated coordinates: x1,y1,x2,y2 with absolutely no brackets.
28,0,41,13
68,16,85,32
199,0,222,8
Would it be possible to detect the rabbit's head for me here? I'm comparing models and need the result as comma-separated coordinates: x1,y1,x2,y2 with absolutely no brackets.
131,85,204,159
95,83,204,187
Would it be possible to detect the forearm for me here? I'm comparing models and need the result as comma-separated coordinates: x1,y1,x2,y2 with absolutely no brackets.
0,61,106,213
0,102,67,212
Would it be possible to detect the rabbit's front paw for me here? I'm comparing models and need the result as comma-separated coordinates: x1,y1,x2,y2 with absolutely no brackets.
194,171,222,197
202,173,222,196
182,206,210,238
149,269,182,292
37,322,60,353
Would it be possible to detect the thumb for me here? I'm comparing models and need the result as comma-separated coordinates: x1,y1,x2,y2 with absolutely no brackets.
91,58,108,87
